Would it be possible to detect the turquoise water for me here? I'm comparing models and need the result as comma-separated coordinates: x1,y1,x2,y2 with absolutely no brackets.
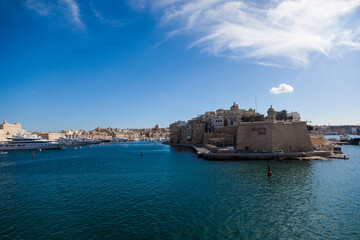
1,142,359,239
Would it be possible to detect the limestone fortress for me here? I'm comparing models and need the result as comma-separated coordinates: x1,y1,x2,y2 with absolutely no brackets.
236,106,313,152
170,103,314,153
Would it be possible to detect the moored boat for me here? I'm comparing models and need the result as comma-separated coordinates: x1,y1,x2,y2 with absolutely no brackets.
0,133,62,151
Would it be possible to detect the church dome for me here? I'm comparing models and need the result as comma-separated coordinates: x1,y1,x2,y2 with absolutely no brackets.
267,105,276,114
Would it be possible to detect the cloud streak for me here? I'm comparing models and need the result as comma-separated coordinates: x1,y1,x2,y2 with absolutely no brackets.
61,0,84,29
141,0,360,67
90,4,123,27
25,0,85,30
25,0,54,16
270,83,294,94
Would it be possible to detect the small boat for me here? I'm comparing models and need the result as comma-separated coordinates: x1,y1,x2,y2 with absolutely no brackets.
0,151,8,155
340,135,350,141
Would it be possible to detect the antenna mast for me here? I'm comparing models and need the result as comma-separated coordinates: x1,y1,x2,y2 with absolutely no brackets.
255,96,257,112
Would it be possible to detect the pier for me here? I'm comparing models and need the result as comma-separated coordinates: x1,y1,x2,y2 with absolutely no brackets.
170,143,331,160
201,151,331,161
169,143,209,156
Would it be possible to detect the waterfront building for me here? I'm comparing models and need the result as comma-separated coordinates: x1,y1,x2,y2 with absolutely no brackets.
62,129,84,139
203,125,237,147
236,106,313,152
61,127,170,141
202,111,216,119
147,124,169,139
169,121,188,144
187,117,212,144
216,102,260,126
310,135,326,150
351,127,358,134
288,111,301,121
211,116,224,129
169,102,263,146
34,132,65,141
149,124,161,138
0,120,27,141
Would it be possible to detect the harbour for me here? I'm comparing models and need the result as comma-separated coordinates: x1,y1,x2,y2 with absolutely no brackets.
1,141,360,239
1,1,360,238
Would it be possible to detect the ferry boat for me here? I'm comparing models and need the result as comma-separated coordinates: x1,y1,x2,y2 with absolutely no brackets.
0,133,62,151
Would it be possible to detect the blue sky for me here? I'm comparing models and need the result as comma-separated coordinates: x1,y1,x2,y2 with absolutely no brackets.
1,0,360,132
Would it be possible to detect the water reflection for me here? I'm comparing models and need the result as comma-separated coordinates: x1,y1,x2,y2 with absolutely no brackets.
169,145,196,154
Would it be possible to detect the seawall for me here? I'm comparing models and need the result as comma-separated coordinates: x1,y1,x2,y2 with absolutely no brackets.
169,143,331,160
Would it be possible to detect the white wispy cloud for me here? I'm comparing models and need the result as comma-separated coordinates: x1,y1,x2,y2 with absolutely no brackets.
256,62,285,68
139,0,360,67
25,0,85,30
270,83,294,94
61,0,84,29
90,4,123,27
25,0,53,16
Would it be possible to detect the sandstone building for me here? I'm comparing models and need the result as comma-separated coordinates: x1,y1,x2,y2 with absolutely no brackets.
169,102,263,146
0,120,27,141
33,132,65,141
169,121,187,144
236,106,313,152
170,103,314,153
288,111,301,121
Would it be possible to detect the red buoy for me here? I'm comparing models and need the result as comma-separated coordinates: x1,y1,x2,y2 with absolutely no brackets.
267,160,272,176
32,151,35,157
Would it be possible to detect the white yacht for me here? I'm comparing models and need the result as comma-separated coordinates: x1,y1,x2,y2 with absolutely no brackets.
57,137,100,146
0,133,62,151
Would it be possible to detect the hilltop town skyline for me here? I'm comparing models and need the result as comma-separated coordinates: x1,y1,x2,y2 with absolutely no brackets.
2,101,359,134
0,102,317,132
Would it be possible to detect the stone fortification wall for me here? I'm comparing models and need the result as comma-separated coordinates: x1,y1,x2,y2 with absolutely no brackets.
272,122,313,152
236,122,271,151
236,121,313,152
203,126,237,146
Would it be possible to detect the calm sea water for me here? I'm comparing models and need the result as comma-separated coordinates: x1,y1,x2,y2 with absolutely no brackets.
1,142,359,239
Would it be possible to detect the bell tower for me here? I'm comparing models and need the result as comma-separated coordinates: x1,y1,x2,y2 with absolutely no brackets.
267,105,276,123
